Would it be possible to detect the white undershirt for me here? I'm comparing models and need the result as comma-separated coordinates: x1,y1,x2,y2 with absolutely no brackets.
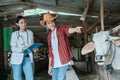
19,31,28,46
51,29,73,68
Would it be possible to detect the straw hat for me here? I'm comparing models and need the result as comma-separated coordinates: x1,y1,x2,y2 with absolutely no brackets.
40,13,58,26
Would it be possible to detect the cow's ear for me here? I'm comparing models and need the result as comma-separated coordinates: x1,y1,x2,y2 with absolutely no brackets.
81,42,95,55
112,38,120,46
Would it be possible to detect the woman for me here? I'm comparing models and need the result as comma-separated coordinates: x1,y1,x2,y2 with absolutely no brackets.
40,13,82,80
10,15,34,80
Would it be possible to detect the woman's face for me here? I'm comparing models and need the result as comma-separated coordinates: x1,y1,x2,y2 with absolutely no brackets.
16,18,27,30
46,20,55,31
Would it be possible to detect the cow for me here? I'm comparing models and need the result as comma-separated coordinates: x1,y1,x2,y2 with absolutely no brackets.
81,25,120,80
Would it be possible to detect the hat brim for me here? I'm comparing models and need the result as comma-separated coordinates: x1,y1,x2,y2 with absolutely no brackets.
40,20,46,26
40,14,58,26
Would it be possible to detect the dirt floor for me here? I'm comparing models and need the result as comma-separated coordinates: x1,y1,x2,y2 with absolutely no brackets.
8,70,51,80
8,67,99,80
74,66,99,80
77,73,99,80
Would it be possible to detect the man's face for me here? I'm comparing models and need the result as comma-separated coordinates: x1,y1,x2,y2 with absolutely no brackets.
46,20,55,31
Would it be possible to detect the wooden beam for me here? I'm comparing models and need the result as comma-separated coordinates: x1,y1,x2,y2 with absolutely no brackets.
88,0,94,8
55,0,59,6
86,20,100,33
83,0,94,25
0,6,32,17
21,0,29,2
0,2,83,13
0,1,120,18
100,0,104,31
85,11,110,33
97,1,110,79
1,1,118,16
0,2,25,6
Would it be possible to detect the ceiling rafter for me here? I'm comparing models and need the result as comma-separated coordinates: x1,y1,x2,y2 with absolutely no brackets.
21,0,29,2
0,1,120,18
86,12,110,33
0,1,118,13
0,6,33,17
0,1,81,11
55,0,59,6
0,1,83,16
83,0,94,25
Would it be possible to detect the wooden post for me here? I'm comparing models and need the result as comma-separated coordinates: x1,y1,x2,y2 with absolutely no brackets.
100,0,109,80
83,23,90,73
100,0,104,31
95,26,98,32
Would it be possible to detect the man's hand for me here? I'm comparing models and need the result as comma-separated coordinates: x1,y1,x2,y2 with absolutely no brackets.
68,26,83,34
48,66,52,76
75,26,83,33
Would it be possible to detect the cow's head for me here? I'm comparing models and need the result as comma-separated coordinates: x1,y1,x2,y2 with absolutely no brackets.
81,31,120,66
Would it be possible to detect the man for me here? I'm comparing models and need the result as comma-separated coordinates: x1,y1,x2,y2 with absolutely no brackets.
40,13,82,80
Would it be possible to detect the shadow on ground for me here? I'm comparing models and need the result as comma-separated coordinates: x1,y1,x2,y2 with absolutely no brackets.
73,65,99,80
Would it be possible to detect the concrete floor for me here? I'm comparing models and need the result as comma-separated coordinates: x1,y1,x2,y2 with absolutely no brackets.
7,61,100,80
8,66,99,80
8,66,78,80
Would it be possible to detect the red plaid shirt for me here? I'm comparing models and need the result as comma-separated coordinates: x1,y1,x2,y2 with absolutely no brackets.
47,25,73,66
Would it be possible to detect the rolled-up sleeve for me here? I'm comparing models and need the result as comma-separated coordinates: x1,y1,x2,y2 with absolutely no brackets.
60,25,72,37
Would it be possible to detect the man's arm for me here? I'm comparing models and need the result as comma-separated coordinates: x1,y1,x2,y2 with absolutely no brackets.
68,26,83,34
48,57,52,75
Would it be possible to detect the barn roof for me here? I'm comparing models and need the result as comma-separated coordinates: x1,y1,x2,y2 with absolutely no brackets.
0,0,120,33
